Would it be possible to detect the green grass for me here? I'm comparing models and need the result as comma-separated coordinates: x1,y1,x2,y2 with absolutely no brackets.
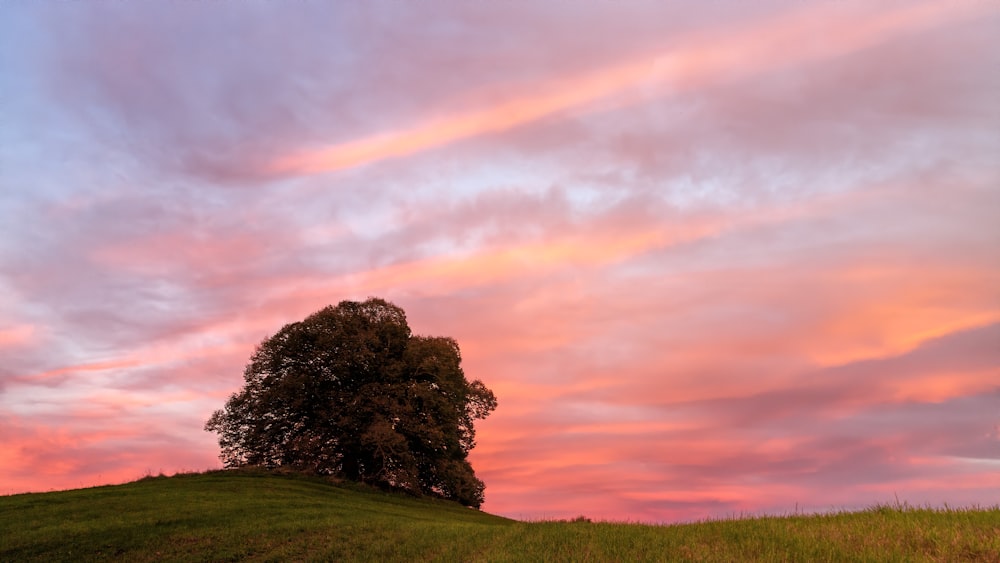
2,470,998,562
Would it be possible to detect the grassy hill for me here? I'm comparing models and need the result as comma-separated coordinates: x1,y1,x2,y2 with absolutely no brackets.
2,470,998,562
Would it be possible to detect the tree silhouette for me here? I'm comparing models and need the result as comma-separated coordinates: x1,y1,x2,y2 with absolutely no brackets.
205,298,497,508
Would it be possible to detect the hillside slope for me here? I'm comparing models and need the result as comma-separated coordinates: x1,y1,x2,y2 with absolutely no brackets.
2,470,998,562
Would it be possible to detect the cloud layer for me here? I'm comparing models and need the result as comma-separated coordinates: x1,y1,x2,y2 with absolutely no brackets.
1,1,997,521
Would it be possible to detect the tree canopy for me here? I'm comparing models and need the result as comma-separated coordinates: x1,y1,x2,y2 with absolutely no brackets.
205,298,497,508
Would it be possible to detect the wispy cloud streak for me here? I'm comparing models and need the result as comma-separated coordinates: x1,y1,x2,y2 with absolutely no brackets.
269,1,994,176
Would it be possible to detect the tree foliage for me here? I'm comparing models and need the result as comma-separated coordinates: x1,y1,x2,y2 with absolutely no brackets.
205,298,497,508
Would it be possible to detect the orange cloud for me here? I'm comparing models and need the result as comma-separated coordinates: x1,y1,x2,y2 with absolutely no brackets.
357,227,687,292
803,267,1000,367
26,359,143,380
0,324,35,348
18,339,247,387
884,368,1000,405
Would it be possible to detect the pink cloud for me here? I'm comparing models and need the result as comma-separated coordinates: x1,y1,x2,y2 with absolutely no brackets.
0,325,35,349
0,413,219,495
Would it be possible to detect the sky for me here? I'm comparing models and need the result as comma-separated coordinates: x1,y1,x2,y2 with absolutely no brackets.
1,0,998,523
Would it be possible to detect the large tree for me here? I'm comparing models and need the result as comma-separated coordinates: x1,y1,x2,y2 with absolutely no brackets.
205,298,497,508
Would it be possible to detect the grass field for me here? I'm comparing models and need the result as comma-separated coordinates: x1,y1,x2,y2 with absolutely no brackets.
2,469,998,562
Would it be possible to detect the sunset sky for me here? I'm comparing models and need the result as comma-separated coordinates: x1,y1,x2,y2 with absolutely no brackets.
1,1,998,522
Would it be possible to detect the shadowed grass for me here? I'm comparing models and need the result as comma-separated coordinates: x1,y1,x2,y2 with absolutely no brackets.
2,469,998,562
